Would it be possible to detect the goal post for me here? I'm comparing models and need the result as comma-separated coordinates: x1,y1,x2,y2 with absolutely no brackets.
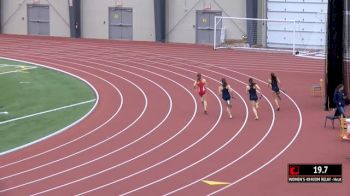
214,16,297,54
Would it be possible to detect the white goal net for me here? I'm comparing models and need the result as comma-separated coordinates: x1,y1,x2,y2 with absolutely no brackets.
214,16,327,57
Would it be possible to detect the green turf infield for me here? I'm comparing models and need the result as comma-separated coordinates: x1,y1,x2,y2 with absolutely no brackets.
0,58,96,153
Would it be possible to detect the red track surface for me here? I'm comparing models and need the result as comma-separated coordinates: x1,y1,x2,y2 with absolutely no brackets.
0,35,348,196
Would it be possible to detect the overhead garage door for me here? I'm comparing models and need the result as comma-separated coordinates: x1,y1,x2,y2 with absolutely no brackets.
267,0,327,50
27,4,50,36
196,10,222,44
109,7,133,40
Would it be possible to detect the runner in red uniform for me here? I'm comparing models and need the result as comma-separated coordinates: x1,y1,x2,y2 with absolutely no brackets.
193,73,208,114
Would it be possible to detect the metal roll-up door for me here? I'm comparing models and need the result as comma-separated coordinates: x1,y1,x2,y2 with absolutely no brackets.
28,4,50,36
196,10,222,44
109,7,133,40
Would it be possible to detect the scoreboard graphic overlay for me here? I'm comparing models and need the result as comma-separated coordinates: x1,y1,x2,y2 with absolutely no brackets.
288,164,342,183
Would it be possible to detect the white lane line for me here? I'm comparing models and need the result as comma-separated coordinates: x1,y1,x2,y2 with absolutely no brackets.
26,62,177,196
118,75,250,196
14,42,315,74
3,50,322,74
22,41,304,173
6,47,246,194
130,62,275,196
73,55,252,195
206,68,303,195
11,48,323,74
75,90,221,196
0,43,323,74
153,55,299,195
30,59,197,196
0,57,100,157
0,64,11,67
3,43,298,194
0,57,118,166
118,57,270,195
14,45,321,74
0,58,148,190
0,67,37,75
0,99,96,126
0,64,37,68
81,51,275,195
0,37,317,63
164,101,274,195
151,53,302,195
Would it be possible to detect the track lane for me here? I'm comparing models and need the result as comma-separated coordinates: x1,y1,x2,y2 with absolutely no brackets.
0,35,341,196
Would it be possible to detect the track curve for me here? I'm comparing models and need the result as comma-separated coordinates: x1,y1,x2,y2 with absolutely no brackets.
0,35,348,196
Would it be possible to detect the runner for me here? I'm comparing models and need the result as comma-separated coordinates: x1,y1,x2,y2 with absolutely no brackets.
268,73,281,111
246,78,262,120
218,78,234,118
194,73,208,114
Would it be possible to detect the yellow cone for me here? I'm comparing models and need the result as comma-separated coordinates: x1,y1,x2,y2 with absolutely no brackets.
202,180,230,186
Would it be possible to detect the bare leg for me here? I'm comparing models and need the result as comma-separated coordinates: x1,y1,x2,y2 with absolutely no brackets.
251,101,258,120
201,95,208,114
277,92,282,100
273,93,280,111
226,101,232,118
275,98,280,111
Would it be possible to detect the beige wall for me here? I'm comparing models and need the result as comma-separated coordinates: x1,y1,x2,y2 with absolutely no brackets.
166,0,246,43
2,0,70,37
81,0,155,41
1,0,248,43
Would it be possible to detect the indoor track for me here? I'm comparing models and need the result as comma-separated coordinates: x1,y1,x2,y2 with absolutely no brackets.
0,35,348,196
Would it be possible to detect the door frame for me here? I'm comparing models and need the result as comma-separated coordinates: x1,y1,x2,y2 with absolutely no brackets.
108,7,133,40
195,10,222,44
27,4,50,36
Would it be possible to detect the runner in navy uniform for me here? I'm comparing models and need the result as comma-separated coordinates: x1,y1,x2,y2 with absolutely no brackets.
268,73,281,111
246,78,262,120
218,78,234,118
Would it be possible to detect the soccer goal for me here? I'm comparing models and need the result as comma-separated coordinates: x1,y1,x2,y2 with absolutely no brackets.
213,16,327,57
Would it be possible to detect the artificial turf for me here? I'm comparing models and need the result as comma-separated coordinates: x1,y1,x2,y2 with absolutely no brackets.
0,59,96,153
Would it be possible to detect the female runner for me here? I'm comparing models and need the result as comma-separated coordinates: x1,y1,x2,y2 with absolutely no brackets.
246,78,262,120
218,78,234,118
268,73,282,111
194,73,208,114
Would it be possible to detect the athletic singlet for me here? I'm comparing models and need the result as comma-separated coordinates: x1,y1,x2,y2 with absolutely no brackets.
222,86,231,101
249,86,258,101
271,79,279,93
197,80,206,96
